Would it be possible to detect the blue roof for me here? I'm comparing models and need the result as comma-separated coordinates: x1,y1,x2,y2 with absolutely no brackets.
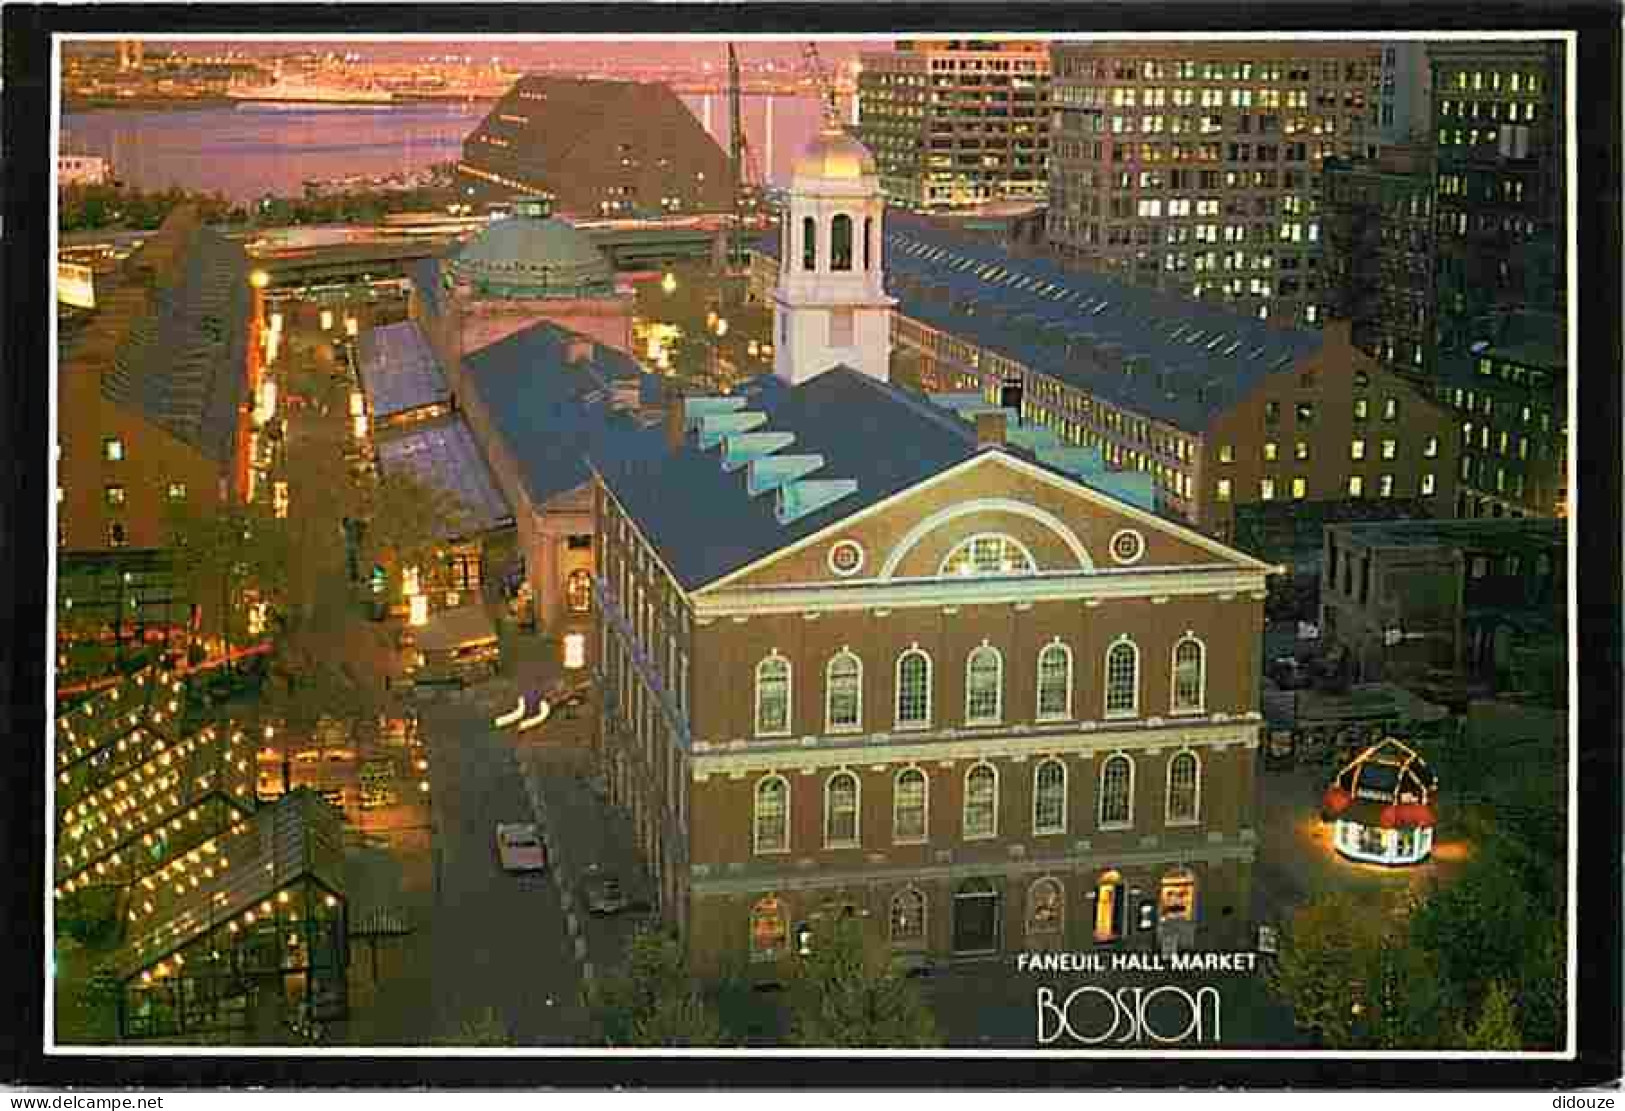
600,368,982,589
409,256,446,319
359,321,450,420
757,216,1323,434
374,416,513,538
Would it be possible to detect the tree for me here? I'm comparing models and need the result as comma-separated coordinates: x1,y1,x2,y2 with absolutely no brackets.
163,497,289,673
786,915,939,1048
1461,980,1522,1051
1270,891,1398,1049
587,930,725,1047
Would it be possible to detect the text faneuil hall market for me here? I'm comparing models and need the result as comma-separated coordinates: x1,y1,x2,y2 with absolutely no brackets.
1016,951,1261,975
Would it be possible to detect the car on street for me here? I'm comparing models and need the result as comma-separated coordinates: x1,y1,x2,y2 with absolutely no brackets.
584,868,629,915
495,822,547,873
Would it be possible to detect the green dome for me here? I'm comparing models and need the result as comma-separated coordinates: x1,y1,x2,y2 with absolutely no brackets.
449,211,615,300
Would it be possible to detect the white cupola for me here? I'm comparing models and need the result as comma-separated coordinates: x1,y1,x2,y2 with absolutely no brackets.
772,127,896,386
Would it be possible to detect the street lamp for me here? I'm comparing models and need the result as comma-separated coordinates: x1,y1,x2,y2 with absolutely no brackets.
249,270,270,291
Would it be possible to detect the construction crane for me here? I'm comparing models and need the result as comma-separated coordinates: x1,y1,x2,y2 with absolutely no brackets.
801,42,840,130
725,43,767,276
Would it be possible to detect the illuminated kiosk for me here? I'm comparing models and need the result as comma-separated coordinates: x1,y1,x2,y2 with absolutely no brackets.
1321,738,1438,865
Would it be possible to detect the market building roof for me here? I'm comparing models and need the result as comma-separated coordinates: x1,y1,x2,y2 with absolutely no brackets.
374,416,514,538
1325,516,1563,553
112,789,345,982
755,216,1325,434
358,321,450,421
446,203,616,300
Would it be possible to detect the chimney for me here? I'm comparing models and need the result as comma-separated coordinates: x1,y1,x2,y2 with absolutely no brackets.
975,411,1008,449
998,374,1024,412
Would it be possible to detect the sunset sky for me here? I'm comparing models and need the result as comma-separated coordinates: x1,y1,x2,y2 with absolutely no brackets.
74,39,895,65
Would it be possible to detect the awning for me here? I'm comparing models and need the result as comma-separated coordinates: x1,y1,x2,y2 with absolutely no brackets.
415,605,499,654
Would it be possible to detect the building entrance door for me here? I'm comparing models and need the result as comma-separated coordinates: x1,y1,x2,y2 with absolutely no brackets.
952,877,1002,955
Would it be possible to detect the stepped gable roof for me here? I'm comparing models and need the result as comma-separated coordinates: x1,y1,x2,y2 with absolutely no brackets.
755,216,1325,434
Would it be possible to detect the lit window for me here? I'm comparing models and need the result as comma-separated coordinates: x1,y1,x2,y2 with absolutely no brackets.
1216,478,1232,501
1219,444,1235,463
824,770,860,848
1381,439,1397,460
1260,478,1276,501
1291,476,1307,500
1421,473,1437,496
889,887,926,946
1424,437,1439,458
1351,439,1367,460
1160,868,1198,921
895,648,932,728
1263,441,1279,462
1026,877,1066,937
1033,759,1067,835
107,522,127,548
940,533,1035,576
893,767,928,842
1099,754,1134,827
1380,474,1395,498
1354,398,1369,422
1036,642,1072,721
965,645,1003,725
1384,397,1399,420
167,482,187,501
104,485,126,506
825,651,863,732
754,655,791,736
1166,750,1201,824
1348,474,1365,497
962,763,999,839
1295,441,1310,461
1105,639,1139,718
753,776,790,853
565,569,592,614
103,438,124,462
1171,637,1205,713
751,896,787,955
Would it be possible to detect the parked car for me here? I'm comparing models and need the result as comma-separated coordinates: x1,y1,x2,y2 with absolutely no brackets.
495,822,546,873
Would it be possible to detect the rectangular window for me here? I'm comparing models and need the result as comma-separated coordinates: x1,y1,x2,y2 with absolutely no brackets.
1384,397,1399,421
1421,473,1437,496
1381,439,1398,460
1296,402,1315,425
1294,441,1310,461
1354,398,1369,422
1218,444,1234,463
1264,401,1280,425
1263,441,1279,462
107,521,128,548
1424,437,1439,458
1216,477,1232,501
1350,439,1366,460
1291,476,1307,500
103,437,124,462
567,534,593,550
167,482,187,501
104,485,126,506
1379,474,1395,498
1348,474,1365,497
1260,478,1276,501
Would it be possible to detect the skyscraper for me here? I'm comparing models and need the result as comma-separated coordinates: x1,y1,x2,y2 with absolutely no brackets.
856,40,1050,210
1047,42,1383,328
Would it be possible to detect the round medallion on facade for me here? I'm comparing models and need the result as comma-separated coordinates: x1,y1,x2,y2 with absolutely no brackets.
1109,529,1146,566
828,539,866,577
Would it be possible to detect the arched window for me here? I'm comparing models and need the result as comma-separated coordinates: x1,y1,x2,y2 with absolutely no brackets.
565,569,593,614
754,775,790,853
802,216,817,271
824,770,860,848
825,650,862,733
1099,753,1134,828
1166,750,1201,825
1026,877,1065,936
965,644,1003,725
1036,641,1073,721
1094,869,1126,942
940,533,1037,577
962,762,998,838
1104,638,1140,718
889,886,926,946
1032,757,1067,835
895,647,932,728
831,213,854,271
1171,635,1206,713
751,895,787,955
893,766,928,843
864,215,874,270
755,654,791,736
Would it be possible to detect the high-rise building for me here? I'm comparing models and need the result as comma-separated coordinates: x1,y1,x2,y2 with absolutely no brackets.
1428,42,1565,358
856,40,1050,210
1378,42,1433,145
1047,42,1383,328
455,76,734,217
1321,143,1438,379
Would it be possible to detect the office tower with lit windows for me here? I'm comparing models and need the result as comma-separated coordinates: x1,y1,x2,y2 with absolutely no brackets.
1046,43,1383,328
1378,42,1433,145
856,40,1050,211
1427,42,1566,359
